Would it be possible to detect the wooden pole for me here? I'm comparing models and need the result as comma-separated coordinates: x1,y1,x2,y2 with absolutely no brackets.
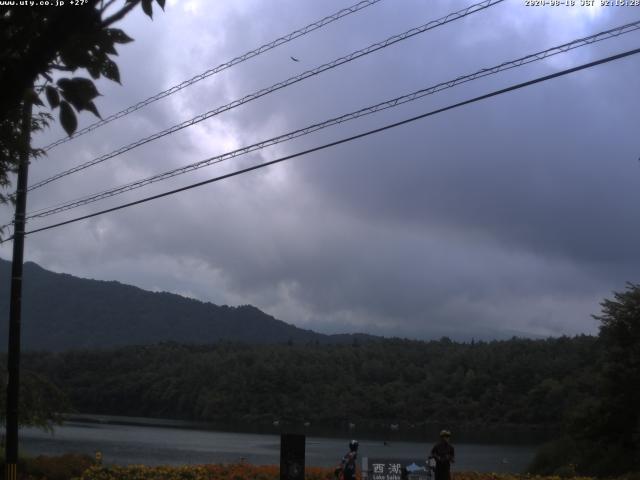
5,98,33,480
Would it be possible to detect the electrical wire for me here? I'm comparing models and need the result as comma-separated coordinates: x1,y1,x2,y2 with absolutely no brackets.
40,0,385,152
8,46,638,242
28,0,504,192
23,19,640,221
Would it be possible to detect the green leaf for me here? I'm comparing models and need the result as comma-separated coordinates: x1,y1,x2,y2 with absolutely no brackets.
59,101,77,136
87,62,100,79
56,78,72,92
45,86,60,109
59,42,92,71
88,51,111,78
58,51,80,71
101,58,121,84
100,39,118,56
94,28,118,55
57,77,100,111
141,0,153,18
70,77,100,101
84,101,101,119
106,28,134,44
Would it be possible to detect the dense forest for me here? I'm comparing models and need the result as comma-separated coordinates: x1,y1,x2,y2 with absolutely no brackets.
1,280,637,476
18,336,597,430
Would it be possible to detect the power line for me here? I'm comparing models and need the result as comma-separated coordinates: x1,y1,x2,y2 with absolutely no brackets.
28,0,504,192
39,0,385,152
23,20,640,221
11,46,639,241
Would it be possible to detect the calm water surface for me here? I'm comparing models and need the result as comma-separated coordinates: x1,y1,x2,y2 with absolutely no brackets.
20,419,538,472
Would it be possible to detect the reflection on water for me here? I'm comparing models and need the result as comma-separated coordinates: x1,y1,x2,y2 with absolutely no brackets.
20,417,539,472
54,413,556,445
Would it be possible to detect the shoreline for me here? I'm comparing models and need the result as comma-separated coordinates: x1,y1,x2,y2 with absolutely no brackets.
20,420,539,472
62,413,556,445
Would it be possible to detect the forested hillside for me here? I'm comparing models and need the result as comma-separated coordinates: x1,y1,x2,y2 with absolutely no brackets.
0,259,373,350
21,336,597,430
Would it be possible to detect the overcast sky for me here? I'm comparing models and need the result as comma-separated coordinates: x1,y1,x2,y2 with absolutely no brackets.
2,0,639,340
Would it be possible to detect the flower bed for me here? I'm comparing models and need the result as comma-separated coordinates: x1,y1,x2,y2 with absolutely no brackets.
8,459,639,480
77,465,603,480
79,463,340,480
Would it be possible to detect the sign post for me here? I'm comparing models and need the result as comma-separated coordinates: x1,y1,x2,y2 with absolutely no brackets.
366,458,433,480
280,433,305,480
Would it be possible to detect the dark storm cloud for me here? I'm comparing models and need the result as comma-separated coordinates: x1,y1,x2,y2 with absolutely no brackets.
2,0,638,339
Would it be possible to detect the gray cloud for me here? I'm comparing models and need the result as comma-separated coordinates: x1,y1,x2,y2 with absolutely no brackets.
2,0,638,340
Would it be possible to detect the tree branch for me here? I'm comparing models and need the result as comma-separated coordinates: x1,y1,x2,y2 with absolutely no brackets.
102,0,139,27
100,0,118,14
49,64,75,72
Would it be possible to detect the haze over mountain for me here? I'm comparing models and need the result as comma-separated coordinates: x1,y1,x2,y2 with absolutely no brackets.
0,259,373,351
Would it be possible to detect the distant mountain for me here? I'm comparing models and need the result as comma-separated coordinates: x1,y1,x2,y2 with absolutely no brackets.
0,259,374,351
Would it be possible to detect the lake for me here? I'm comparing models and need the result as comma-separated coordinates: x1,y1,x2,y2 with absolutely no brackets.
19,416,539,472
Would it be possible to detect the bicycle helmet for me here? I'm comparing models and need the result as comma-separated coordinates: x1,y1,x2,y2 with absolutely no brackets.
349,439,359,451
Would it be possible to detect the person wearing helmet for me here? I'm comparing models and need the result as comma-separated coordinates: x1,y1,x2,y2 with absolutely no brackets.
430,430,455,480
336,440,359,480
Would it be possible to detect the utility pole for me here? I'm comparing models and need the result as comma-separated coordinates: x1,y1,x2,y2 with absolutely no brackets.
5,97,33,480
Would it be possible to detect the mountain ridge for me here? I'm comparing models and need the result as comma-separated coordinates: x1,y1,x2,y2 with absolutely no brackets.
0,258,375,351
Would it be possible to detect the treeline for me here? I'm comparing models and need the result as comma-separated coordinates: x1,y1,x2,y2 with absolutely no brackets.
5,284,639,477
20,335,598,429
